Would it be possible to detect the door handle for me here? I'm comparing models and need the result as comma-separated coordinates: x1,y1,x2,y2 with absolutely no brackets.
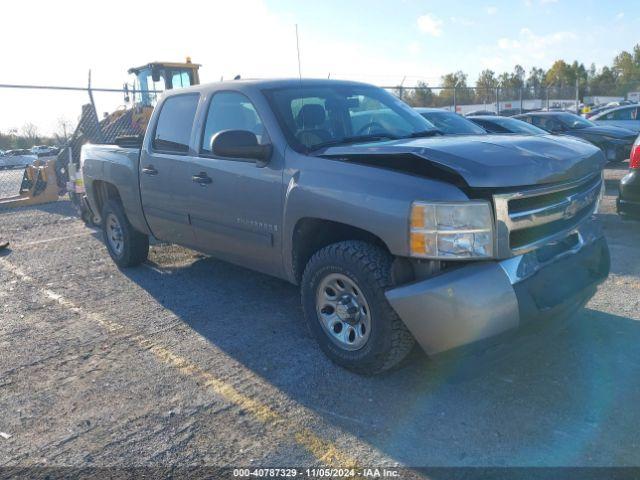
142,165,158,175
192,172,212,185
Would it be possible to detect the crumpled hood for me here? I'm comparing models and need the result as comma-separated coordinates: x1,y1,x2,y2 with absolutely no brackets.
318,134,605,188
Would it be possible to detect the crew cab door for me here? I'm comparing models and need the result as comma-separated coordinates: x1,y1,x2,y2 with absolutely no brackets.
139,93,199,245
188,90,283,276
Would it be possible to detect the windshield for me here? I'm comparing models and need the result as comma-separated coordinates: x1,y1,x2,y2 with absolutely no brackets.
556,112,595,129
263,84,438,151
487,117,547,135
420,111,486,135
134,68,165,107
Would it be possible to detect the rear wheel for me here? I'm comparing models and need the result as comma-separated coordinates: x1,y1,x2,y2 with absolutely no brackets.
101,199,149,268
301,241,415,375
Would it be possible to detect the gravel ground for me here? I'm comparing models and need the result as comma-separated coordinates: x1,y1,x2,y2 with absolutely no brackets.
0,163,639,471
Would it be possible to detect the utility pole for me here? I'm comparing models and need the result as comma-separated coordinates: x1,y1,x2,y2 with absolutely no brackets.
87,70,105,144
519,87,523,114
575,77,580,115
453,86,457,112
295,24,302,80
399,76,406,101
546,87,550,111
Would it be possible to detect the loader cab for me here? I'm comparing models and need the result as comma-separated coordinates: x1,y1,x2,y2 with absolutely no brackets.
127,59,201,107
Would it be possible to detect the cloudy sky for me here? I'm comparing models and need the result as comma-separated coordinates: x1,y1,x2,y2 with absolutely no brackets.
1,0,637,134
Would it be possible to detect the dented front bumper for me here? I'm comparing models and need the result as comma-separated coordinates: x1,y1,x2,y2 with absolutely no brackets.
386,219,610,356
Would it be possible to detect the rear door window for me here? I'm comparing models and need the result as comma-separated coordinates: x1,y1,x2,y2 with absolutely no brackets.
528,116,543,127
609,107,637,120
152,94,200,154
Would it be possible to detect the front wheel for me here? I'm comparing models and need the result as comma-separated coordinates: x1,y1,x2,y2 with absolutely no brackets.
101,199,149,268
301,241,415,375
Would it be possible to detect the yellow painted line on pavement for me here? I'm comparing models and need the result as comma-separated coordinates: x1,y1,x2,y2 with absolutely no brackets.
0,257,359,469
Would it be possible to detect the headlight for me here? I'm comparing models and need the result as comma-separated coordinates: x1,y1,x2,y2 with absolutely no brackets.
409,201,494,259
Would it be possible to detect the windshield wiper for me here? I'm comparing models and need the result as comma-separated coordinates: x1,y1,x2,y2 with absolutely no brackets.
404,129,444,138
309,134,399,151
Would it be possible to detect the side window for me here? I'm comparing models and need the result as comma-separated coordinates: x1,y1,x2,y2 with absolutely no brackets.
546,118,560,130
171,71,192,88
485,121,507,133
201,91,265,153
612,107,635,120
153,94,199,154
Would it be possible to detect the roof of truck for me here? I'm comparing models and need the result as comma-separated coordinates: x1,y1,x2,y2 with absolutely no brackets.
163,78,376,96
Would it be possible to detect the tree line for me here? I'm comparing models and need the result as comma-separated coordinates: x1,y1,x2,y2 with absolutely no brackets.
0,118,72,151
400,43,640,107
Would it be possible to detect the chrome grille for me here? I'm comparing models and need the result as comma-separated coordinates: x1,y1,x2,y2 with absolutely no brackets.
493,173,603,258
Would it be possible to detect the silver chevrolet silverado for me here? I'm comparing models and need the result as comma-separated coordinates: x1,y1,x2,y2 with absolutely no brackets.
81,79,610,374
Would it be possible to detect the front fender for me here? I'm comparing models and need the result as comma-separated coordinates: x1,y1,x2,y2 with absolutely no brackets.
281,151,469,281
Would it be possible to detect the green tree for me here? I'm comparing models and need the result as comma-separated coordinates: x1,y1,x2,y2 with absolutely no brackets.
439,71,470,106
526,67,546,98
612,49,640,93
545,60,575,88
476,69,498,103
405,81,434,107
588,66,619,95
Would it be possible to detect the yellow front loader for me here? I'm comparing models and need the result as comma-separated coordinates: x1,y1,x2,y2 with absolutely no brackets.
2,59,201,213
59,59,201,223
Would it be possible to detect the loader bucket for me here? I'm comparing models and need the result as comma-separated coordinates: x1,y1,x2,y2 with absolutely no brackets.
0,159,60,208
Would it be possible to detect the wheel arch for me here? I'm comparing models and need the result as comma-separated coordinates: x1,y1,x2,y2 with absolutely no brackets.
290,217,391,284
87,180,122,218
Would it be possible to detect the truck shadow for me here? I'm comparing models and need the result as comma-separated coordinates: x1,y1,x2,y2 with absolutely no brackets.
123,255,640,466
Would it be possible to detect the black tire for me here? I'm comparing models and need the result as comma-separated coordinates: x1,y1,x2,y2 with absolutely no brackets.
101,198,149,268
301,240,415,375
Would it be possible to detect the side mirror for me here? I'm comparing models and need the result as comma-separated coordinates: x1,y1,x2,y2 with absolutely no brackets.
211,130,272,165
151,66,161,83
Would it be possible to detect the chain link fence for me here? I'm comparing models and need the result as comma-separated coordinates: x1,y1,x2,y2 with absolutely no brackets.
0,84,162,209
385,85,583,115
0,168,26,198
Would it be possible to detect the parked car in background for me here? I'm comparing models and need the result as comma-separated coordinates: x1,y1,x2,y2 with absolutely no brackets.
584,104,613,119
496,108,523,117
415,108,486,135
617,134,640,219
0,149,37,169
590,105,640,133
31,145,56,156
468,115,548,135
464,109,496,116
606,100,634,108
514,111,637,162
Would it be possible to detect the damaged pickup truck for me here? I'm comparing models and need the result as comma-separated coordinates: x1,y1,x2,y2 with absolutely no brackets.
81,79,610,374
